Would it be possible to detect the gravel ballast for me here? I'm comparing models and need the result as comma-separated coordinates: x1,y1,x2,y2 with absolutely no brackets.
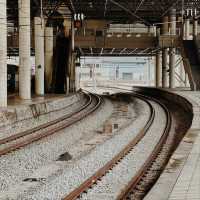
0,97,113,199
79,101,167,200
17,97,151,200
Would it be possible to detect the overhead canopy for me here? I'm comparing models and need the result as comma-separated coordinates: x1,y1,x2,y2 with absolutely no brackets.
7,0,200,25
69,0,200,24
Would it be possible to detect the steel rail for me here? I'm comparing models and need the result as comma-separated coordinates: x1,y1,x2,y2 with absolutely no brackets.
97,85,173,199
0,92,91,146
62,93,155,200
0,92,102,156
117,93,172,200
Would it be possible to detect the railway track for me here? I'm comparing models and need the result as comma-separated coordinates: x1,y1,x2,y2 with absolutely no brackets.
0,92,102,157
62,92,172,200
117,94,171,200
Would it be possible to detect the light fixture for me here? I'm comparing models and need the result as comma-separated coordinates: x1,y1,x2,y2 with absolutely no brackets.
136,34,141,38
126,33,132,38
107,33,113,38
116,33,122,38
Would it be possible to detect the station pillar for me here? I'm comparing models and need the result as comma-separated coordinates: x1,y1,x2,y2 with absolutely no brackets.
0,0,7,107
179,62,186,87
155,51,161,87
18,0,31,99
169,48,176,89
193,18,198,37
34,17,45,95
162,49,168,88
161,16,169,88
44,26,53,92
169,9,176,89
169,9,176,35
63,19,72,93
162,16,169,35
70,20,76,92
185,18,190,40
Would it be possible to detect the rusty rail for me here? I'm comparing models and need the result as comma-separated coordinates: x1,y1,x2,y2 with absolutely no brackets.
117,94,172,200
0,93,102,156
62,93,155,200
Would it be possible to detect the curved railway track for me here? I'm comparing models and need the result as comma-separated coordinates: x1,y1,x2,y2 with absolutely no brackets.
0,92,102,157
62,92,172,200
117,94,171,200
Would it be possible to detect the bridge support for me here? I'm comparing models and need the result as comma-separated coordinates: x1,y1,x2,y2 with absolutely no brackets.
18,0,31,99
44,26,53,92
34,17,45,95
0,0,7,107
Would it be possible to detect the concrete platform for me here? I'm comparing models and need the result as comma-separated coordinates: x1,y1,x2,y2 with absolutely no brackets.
145,90,200,200
6,93,73,108
169,91,200,200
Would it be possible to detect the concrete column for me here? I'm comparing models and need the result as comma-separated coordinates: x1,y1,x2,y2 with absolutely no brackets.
162,16,169,35
63,19,71,93
155,51,161,87
169,48,176,89
34,17,45,95
177,16,183,37
18,0,31,99
193,19,198,37
169,9,176,35
75,66,80,91
69,21,76,92
179,62,185,87
0,0,7,107
185,18,190,40
162,49,168,88
69,53,76,92
44,27,53,92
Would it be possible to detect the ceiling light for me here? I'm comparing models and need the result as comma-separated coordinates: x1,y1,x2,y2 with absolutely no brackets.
116,33,122,38
136,34,141,38
107,33,113,38
126,33,132,38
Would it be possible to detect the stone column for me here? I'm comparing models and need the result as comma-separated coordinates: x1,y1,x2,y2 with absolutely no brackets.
169,48,176,89
18,0,31,99
0,0,7,107
34,17,45,95
44,26,53,92
155,51,161,87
